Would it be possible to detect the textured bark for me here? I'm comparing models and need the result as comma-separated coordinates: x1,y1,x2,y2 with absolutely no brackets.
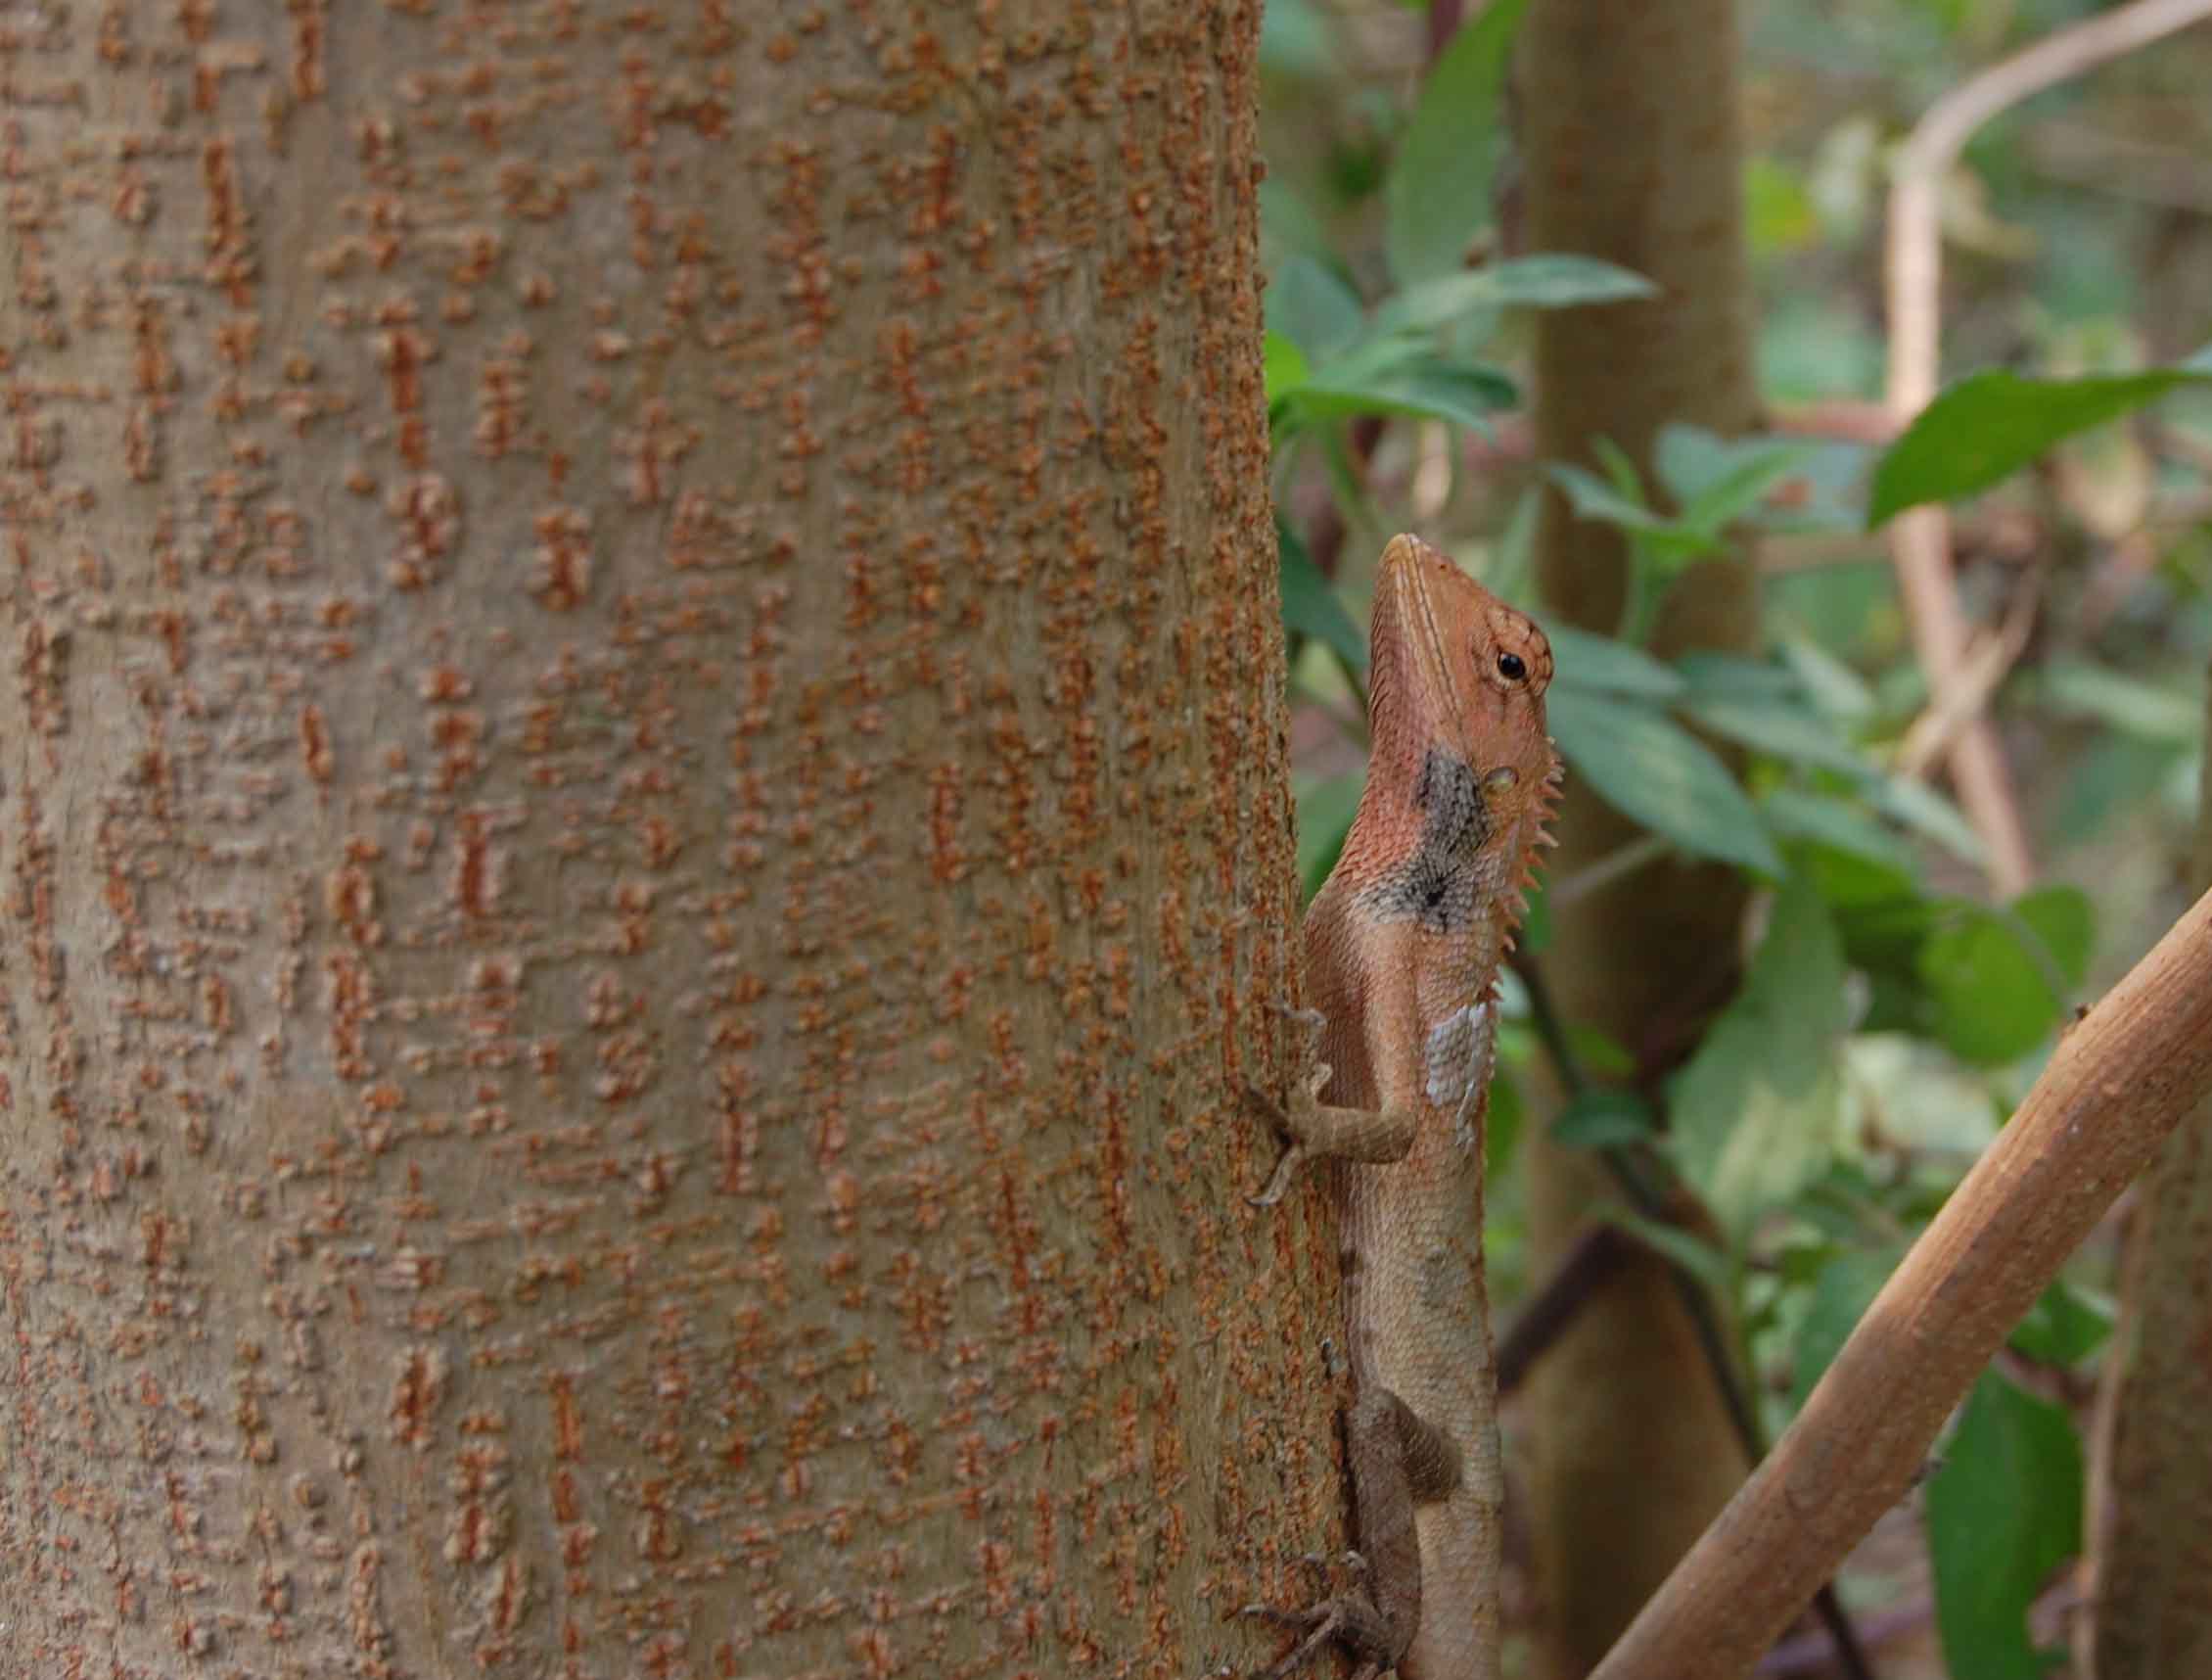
0,5,1323,1675
1517,2,1761,1671
2085,661,2212,1680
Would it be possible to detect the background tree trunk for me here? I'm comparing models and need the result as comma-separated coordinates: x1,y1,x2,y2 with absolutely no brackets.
2085,658,2212,1680
1517,2,1763,1671
0,5,1326,1673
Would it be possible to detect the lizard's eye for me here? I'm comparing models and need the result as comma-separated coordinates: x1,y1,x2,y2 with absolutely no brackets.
1496,651,1528,682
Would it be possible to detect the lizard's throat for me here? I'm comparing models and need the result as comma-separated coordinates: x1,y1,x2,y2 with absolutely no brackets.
1356,747,1495,936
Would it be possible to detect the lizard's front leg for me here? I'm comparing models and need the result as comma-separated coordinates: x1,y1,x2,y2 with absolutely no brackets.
1242,1077,1418,1209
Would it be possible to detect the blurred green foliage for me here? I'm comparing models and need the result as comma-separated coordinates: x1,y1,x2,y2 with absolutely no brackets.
1263,0,2212,1667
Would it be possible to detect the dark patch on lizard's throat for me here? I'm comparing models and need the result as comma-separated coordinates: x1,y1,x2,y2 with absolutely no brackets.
1365,747,1491,932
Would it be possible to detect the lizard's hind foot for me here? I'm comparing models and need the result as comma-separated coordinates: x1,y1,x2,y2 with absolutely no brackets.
1235,1572,1395,1680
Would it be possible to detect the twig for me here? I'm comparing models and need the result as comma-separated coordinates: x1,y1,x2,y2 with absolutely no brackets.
1894,559,2046,780
1496,1224,1631,1396
1757,1599,1931,1678
1769,398,1902,447
2022,118,2212,215
1882,0,2212,896
1587,878,2212,1680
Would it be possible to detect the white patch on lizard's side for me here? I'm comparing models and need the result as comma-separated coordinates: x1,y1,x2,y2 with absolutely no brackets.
1422,1000,1497,1154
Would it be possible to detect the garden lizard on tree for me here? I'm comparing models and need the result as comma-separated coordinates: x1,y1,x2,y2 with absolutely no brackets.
1244,535,1557,1680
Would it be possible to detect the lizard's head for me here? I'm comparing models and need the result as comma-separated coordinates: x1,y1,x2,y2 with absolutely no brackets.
1367,534,1560,881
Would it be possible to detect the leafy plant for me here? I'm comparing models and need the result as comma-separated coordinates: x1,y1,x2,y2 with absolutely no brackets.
1547,426,1822,643
1262,2,2212,1669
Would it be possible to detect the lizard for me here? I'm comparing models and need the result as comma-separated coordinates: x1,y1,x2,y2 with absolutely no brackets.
1243,533,1558,1680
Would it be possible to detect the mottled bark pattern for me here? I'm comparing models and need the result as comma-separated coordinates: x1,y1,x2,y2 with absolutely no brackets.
0,3,1309,1675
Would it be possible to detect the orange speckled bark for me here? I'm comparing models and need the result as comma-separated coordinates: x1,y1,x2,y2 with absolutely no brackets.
0,4,1321,1674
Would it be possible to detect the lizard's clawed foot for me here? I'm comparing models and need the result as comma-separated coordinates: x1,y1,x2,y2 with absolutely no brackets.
1240,1061,1332,1208
1235,1594,1385,1680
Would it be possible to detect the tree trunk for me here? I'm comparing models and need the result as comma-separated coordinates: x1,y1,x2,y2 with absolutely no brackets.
0,5,1325,1674
1517,2,1762,1671
2085,660,2212,1680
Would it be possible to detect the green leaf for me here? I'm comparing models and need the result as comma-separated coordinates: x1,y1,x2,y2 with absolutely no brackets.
1680,447,1813,536
1682,699,1866,778
1866,774,1988,865
1926,1374,2082,1680
1545,462,1673,535
2054,735,2188,848
2008,886,2095,990
1673,651,1806,705
1800,843,1923,913
1267,256,1364,362
1517,872,1552,956
1762,790,1922,877
1468,253,1656,307
1868,350,2212,526
1488,485,1541,602
1917,906,2070,1066
1792,1247,1902,1411
1654,425,1813,533
1264,331,1310,406
1260,179,1335,271
1283,341,1518,435
1592,436,1644,501
1383,0,1530,285
2008,1281,2112,1368
1780,634,1877,723
1546,625,1687,700
1296,772,1364,903
1549,1087,1658,1150
1818,859,1944,984
1258,0,1334,78
1567,1022,1636,1080
2039,658,2206,744
1373,255,1656,336
1669,873,1851,1237
1599,1207,1732,1296
1487,1072,1524,1179
1278,521,1368,673
1548,688,1783,873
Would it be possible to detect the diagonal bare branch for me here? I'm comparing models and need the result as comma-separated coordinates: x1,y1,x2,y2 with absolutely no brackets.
1589,877,2212,1680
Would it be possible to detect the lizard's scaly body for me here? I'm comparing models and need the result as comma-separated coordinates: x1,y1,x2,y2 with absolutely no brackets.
1249,535,1556,1680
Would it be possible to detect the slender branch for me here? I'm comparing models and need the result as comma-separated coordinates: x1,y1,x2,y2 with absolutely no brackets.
2022,117,2212,214
1882,0,2212,895
1894,558,2046,780
1758,1599,1931,1678
1496,1224,1630,1396
1589,879,2212,1680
